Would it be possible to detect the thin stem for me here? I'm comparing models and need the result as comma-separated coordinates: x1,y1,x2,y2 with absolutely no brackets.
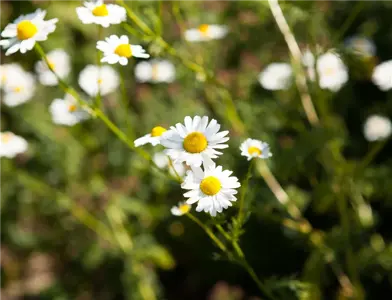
168,157,183,182
238,159,255,223
106,204,133,252
119,66,135,139
356,141,387,173
96,25,103,108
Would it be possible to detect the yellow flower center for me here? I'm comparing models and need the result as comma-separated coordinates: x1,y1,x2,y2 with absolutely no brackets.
17,20,38,40
198,24,210,36
1,74,6,83
200,176,221,196
1,133,13,144
183,132,207,153
13,86,23,93
48,60,56,70
179,204,191,214
324,67,335,76
68,104,77,112
114,44,132,58
151,64,159,80
97,78,103,84
248,146,261,156
92,4,109,16
150,126,167,137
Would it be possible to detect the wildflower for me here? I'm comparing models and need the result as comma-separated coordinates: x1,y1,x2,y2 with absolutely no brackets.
0,132,28,158
76,0,126,28
49,94,89,126
35,49,70,86
185,24,228,42
161,116,229,167
97,35,149,66
171,201,191,216
258,63,292,90
372,60,392,91
78,64,119,97
181,160,240,216
0,63,25,90
135,60,175,83
2,67,35,107
345,36,376,57
0,9,58,56
240,138,272,161
134,126,167,147
153,152,186,178
363,115,392,142
316,52,348,91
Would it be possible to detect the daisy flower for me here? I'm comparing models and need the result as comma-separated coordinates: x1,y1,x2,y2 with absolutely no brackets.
345,36,376,57
316,52,348,92
96,35,149,66
49,94,89,126
363,115,392,142
171,201,191,216
161,116,229,167
2,67,35,107
185,24,228,42
181,160,240,216
135,60,175,83
240,138,272,161
76,0,126,28
134,126,167,147
153,152,187,178
258,63,292,91
372,60,392,91
0,63,25,90
35,49,70,86
78,64,119,97
0,132,28,158
0,9,58,56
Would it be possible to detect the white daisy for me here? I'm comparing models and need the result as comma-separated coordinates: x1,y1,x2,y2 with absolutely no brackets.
372,60,392,91
240,138,272,161
49,94,89,126
161,116,229,167
0,63,25,90
35,49,70,86
134,126,167,147
2,67,35,107
96,35,149,66
0,9,58,56
153,152,187,178
316,52,348,92
258,63,292,91
76,0,126,28
181,160,240,216
185,24,228,42
171,201,191,216
345,36,376,57
0,132,28,158
135,60,175,83
363,115,392,142
78,64,119,97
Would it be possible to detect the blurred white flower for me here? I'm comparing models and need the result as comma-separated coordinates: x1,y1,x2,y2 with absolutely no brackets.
78,64,119,97
171,201,191,216
185,24,228,42
0,9,58,56
363,115,392,142
372,60,392,91
0,63,25,90
345,36,376,57
317,52,348,92
240,138,272,161
302,49,316,81
135,60,175,83
97,35,149,66
2,67,35,107
0,132,28,158
35,49,70,86
153,152,186,178
134,126,167,147
49,94,89,126
76,0,126,28
258,63,292,91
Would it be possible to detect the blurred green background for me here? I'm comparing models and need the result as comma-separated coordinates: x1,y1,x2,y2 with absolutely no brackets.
1,1,392,299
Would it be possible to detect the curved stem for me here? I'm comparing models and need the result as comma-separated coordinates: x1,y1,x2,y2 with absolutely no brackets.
238,159,255,223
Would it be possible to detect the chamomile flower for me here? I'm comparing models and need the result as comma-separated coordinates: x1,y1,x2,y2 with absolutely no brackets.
153,152,187,178
76,0,126,28
96,35,149,66
0,132,28,158
240,138,272,161
171,201,191,216
181,160,240,216
316,52,348,92
258,63,292,90
185,24,228,42
135,60,175,83
345,36,376,57
161,116,229,167
2,68,35,107
0,9,58,56
35,49,70,86
49,94,89,126
0,63,25,90
78,64,119,97
134,126,167,147
372,60,392,91
363,115,392,142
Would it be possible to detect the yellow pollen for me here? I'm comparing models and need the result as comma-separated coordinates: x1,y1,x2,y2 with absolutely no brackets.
1,133,13,144
325,67,335,76
200,176,221,196
17,20,38,40
151,126,167,137
198,24,210,36
114,44,132,58
68,104,77,112
13,86,22,93
97,78,103,84
248,146,261,156
179,204,191,214
183,132,207,153
48,60,55,70
92,4,109,16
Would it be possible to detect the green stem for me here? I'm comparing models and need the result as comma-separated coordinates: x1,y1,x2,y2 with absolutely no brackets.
356,141,387,173
168,157,183,182
238,159,255,223
119,66,135,139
